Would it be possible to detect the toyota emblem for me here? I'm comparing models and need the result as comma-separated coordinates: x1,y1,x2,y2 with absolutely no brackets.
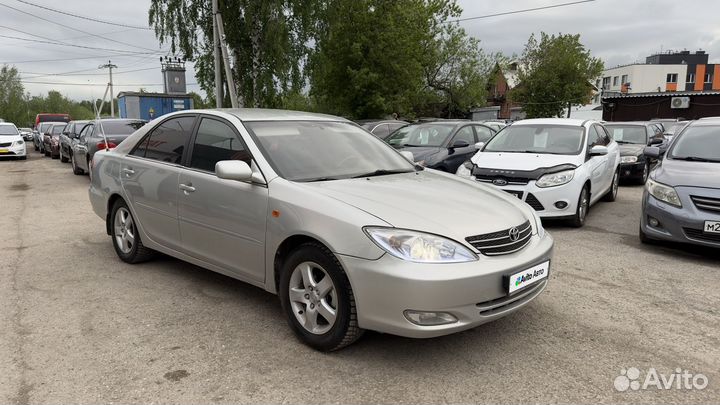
508,227,520,241
492,178,508,186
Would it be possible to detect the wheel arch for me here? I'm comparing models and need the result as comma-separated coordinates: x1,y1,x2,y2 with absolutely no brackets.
272,234,335,294
105,193,125,235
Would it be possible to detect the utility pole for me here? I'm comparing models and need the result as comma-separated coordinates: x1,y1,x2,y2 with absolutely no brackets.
215,12,239,108
98,60,117,117
212,0,223,108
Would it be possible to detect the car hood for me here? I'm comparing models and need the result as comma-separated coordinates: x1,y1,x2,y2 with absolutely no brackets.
653,158,720,189
302,170,532,242
471,152,580,170
395,146,443,162
619,144,645,156
0,135,23,143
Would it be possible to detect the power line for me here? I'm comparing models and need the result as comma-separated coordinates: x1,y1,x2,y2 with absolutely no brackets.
447,0,596,23
1,52,164,64
12,79,199,87
0,33,156,54
0,1,165,53
20,67,158,78
15,0,153,30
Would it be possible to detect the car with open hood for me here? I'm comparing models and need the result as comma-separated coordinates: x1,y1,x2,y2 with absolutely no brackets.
640,118,720,248
457,118,621,227
88,109,554,351
385,120,496,173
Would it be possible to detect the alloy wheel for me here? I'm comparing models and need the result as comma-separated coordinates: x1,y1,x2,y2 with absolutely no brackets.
288,261,338,335
612,171,619,199
578,188,589,222
113,207,135,254
642,162,649,183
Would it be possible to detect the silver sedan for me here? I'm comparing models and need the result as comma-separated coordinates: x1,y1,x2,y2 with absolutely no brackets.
89,109,554,351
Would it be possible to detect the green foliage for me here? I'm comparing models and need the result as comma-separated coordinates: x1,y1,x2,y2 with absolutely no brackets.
310,0,492,119
149,0,317,108
0,65,26,125
512,32,603,118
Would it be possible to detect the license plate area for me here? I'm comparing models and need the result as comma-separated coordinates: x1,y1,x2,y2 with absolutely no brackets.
505,261,550,295
503,189,523,199
704,221,720,234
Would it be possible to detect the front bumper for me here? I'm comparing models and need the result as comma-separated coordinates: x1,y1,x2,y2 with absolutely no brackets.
480,179,584,219
339,232,554,338
619,161,645,179
641,187,720,248
0,143,27,157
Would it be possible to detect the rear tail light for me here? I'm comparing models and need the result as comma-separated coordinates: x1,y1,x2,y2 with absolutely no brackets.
96,142,117,150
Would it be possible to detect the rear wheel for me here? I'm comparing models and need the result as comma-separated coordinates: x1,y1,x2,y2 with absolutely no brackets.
110,200,155,263
569,185,590,228
71,153,84,175
602,169,619,202
279,242,363,351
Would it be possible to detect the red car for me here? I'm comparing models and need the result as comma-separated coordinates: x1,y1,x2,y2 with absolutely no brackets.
42,123,66,159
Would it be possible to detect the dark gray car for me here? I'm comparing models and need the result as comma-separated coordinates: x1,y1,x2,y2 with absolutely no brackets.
59,120,89,163
640,119,720,248
70,118,146,176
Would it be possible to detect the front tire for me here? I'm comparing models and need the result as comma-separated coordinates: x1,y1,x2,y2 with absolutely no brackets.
279,242,363,351
570,185,590,228
71,153,84,175
639,161,650,184
60,148,69,163
110,200,155,263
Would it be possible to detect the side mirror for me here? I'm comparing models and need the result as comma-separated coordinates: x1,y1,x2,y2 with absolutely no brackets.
451,140,470,148
649,138,663,146
400,151,414,162
215,160,252,182
643,146,660,159
474,142,485,150
589,145,608,156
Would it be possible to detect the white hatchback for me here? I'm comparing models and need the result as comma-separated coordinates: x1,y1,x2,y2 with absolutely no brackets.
457,118,620,227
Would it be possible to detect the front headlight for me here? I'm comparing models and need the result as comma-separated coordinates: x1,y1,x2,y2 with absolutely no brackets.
536,169,575,188
364,227,478,263
621,155,638,163
646,178,682,207
456,160,473,177
13,140,24,146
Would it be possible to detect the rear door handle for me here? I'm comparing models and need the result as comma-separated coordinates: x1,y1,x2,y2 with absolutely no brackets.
179,183,196,193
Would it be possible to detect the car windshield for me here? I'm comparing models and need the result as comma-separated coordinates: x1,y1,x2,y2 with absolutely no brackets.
605,126,648,144
39,123,53,133
245,121,416,182
664,122,688,135
0,125,19,136
385,123,455,147
668,125,720,162
20,127,31,132
51,125,65,135
484,124,584,155
98,121,146,134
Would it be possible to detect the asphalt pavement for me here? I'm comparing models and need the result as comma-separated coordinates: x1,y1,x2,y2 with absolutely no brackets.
2,150,718,404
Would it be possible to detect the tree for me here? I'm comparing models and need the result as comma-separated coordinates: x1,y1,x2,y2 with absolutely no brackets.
0,65,27,125
148,0,318,108
512,32,603,118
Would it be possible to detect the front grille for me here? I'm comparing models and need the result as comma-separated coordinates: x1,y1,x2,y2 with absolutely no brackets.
0,142,11,147
475,175,529,185
691,195,720,213
683,228,720,243
476,280,546,316
466,220,533,256
525,193,545,211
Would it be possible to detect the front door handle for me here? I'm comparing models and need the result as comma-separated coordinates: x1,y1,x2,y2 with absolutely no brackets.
122,168,135,176
179,183,196,193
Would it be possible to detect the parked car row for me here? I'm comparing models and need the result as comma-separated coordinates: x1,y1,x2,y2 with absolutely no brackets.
28,118,148,177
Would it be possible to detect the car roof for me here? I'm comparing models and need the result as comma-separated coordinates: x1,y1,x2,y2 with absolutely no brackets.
39,121,67,125
93,118,145,122
604,121,651,126
220,108,349,122
689,117,720,126
512,118,593,127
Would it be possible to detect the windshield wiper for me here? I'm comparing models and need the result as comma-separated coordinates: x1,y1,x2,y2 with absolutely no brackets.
401,144,425,147
351,169,415,178
672,156,720,163
615,140,632,144
300,176,343,182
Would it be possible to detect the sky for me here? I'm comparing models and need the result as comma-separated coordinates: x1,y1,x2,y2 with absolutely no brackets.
2,0,720,101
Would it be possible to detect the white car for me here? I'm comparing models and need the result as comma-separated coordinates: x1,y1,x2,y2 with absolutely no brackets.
0,123,27,160
457,118,620,227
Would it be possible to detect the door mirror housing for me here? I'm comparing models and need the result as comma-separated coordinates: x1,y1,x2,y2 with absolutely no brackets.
451,139,470,149
474,142,485,150
643,146,661,159
215,160,252,182
648,138,663,146
400,151,414,162
589,145,608,156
